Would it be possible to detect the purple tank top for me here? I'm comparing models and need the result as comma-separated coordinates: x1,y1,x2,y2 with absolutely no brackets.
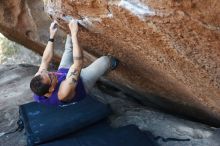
33,68,86,106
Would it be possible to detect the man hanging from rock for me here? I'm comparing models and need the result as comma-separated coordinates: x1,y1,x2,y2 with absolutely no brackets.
30,19,119,106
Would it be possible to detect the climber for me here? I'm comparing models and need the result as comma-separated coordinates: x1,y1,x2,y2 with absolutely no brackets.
30,20,119,106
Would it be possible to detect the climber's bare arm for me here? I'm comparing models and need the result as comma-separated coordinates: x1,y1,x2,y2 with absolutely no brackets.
36,21,57,76
58,64,82,101
58,20,83,101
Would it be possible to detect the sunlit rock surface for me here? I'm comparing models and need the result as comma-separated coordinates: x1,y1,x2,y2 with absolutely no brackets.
0,0,220,126
0,64,220,146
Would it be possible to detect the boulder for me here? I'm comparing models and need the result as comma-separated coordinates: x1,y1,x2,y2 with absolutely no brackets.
0,0,220,126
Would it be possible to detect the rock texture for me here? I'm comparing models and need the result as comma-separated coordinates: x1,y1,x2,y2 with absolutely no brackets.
0,65,37,146
0,0,62,63
0,0,220,126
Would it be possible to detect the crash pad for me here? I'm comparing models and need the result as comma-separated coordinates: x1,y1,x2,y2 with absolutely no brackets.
19,96,112,145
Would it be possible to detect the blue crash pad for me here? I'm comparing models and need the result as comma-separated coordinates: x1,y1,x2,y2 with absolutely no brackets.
40,120,159,146
19,96,112,145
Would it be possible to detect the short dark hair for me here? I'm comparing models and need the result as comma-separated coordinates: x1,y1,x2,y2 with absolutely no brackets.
30,75,50,96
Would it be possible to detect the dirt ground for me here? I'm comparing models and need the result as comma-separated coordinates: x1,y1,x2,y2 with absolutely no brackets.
0,64,219,146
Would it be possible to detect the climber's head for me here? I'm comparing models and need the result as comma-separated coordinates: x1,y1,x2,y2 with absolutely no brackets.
30,71,57,96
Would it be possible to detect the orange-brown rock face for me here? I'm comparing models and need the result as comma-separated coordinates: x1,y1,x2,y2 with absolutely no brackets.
0,0,220,126
44,0,220,126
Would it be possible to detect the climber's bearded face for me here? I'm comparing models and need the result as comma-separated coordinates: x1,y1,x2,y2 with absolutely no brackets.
40,71,58,91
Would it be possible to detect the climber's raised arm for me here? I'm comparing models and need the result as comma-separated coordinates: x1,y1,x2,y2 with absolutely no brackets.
68,19,83,67
58,19,83,101
36,21,58,75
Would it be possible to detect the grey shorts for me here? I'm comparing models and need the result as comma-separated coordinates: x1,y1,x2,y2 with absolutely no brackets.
58,35,111,93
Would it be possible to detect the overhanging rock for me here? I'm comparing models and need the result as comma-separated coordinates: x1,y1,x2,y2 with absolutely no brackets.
0,0,220,126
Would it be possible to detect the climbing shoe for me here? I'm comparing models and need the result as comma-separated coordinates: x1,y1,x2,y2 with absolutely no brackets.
108,55,119,70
